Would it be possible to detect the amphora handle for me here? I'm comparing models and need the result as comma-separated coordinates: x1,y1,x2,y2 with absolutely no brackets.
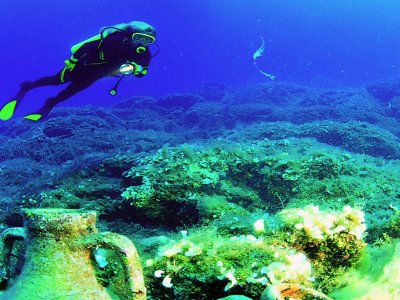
0,227,27,288
95,232,146,300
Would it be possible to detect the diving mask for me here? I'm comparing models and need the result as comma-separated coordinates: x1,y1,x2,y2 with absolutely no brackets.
131,32,155,46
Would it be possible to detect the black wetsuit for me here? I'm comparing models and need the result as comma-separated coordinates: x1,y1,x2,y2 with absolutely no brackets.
20,30,152,117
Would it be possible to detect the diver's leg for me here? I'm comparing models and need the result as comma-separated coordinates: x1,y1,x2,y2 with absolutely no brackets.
14,72,65,106
19,72,64,93
1,72,62,121
25,78,97,121
1,70,68,121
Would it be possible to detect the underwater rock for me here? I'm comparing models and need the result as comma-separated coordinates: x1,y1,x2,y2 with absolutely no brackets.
196,82,228,101
0,120,35,138
226,120,400,159
218,295,253,300
43,119,74,138
366,80,400,102
112,96,156,110
155,93,204,111
301,121,400,159
229,82,306,105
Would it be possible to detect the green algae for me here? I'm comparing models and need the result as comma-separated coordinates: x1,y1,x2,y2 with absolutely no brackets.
9,137,400,299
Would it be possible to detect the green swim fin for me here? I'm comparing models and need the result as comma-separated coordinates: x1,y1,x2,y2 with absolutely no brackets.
24,113,43,121
0,100,18,121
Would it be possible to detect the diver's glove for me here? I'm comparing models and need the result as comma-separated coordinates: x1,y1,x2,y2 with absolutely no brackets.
64,56,79,71
131,62,147,76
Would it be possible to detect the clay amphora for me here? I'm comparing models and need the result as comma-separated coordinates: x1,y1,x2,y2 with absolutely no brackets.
0,208,146,299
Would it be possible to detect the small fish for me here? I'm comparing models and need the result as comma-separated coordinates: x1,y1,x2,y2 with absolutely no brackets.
253,36,276,80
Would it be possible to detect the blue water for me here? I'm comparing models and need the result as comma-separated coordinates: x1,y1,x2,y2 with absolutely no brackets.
2,2,400,298
1,0,400,115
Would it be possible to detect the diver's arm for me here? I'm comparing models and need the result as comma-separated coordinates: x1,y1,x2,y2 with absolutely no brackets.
132,50,152,78
133,66,148,78
64,41,99,70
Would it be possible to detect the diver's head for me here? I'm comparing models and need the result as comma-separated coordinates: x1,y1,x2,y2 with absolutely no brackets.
103,21,156,53
126,21,156,47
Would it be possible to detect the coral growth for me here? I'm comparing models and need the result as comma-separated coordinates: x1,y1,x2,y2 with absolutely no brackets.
119,140,400,241
2,81,400,299
140,205,366,299
277,205,367,290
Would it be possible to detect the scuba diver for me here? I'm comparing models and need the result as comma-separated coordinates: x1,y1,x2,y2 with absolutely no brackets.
0,21,157,121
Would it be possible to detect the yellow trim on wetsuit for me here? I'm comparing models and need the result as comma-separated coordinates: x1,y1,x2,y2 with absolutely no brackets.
60,67,67,83
98,39,105,60
71,34,101,54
